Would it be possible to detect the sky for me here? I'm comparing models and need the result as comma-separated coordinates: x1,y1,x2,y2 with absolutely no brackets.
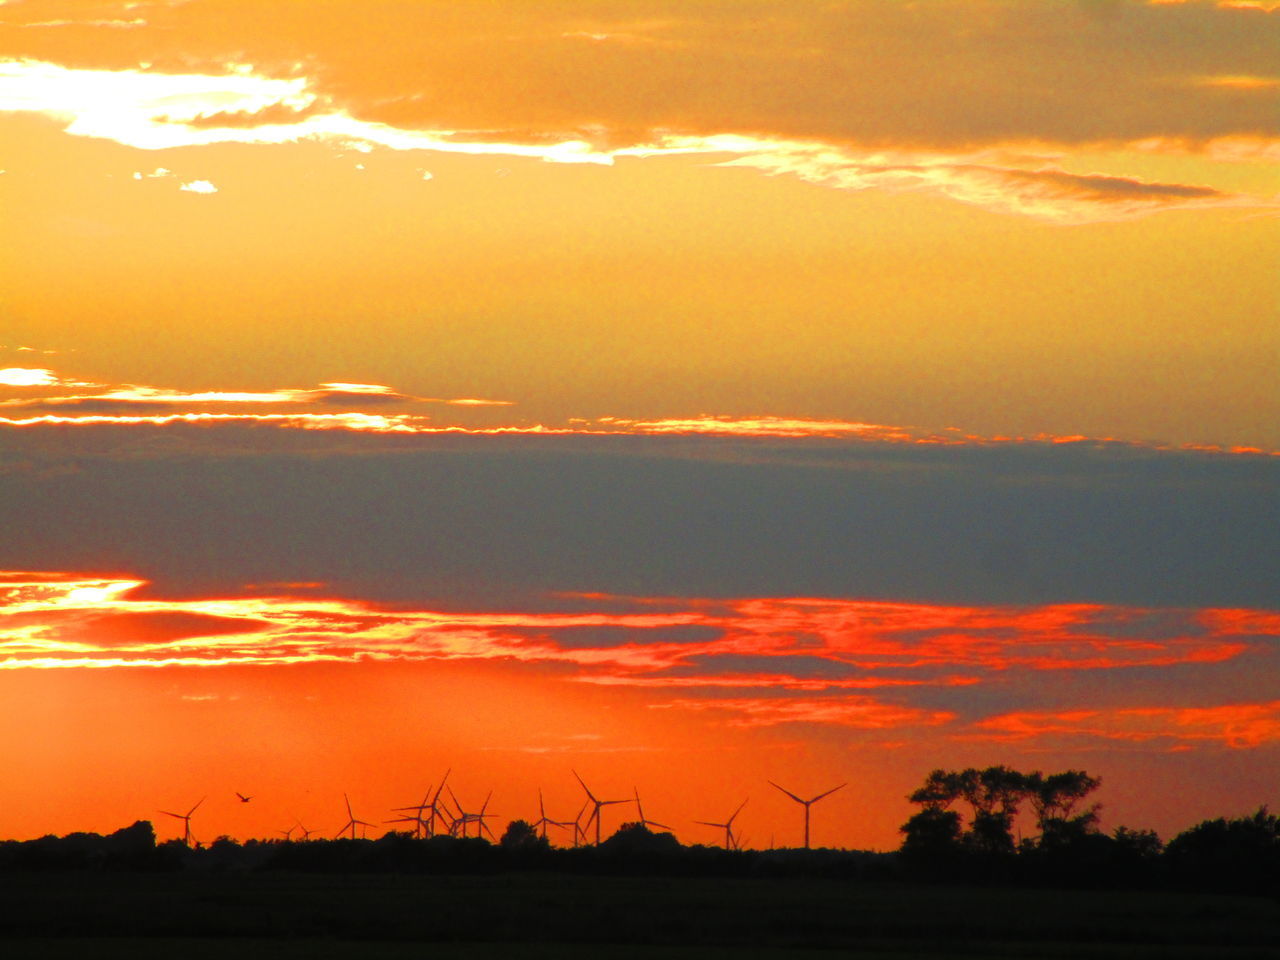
0,0,1277,851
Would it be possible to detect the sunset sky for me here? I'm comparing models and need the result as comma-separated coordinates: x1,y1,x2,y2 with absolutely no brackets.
1,0,1277,851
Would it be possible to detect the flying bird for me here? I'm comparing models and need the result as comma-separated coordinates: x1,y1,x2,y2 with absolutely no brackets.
235,792,253,803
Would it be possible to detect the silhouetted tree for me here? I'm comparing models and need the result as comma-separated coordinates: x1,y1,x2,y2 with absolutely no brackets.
1024,769,1102,851
1111,825,1162,859
1165,806,1279,890
902,765,1107,860
956,766,1027,854
500,819,546,851
900,807,963,857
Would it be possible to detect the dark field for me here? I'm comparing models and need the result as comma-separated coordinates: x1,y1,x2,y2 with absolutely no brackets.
1,872,1278,959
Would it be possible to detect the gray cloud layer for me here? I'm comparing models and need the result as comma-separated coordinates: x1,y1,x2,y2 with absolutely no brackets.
1,427,1274,609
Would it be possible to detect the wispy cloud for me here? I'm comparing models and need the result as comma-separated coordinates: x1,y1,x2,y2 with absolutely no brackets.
0,370,511,413
968,702,1280,749
652,696,956,730
3,572,1274,748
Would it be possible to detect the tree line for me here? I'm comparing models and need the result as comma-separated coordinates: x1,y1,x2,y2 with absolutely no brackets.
898,765,1276,892
0,766,1275,894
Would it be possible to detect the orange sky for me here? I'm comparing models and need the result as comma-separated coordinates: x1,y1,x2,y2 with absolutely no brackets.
0,0,1277,849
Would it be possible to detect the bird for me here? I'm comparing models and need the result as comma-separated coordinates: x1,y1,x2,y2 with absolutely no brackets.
235,792,253,803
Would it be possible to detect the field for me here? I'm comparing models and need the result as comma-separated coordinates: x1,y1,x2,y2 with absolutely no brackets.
1,871,1278,959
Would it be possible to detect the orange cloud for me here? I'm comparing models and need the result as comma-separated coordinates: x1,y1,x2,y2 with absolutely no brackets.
2,574,1269,682
970,702,1280,749
652,696,956,730
4,572,1276,747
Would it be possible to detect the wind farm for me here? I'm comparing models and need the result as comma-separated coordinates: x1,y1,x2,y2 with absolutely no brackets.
1,762,1275,959
140,771,850,852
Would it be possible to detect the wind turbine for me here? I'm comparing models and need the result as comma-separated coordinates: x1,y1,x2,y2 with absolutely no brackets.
473,791,499,842
159,796,204,847
768,780,846,849
388,785,435,838
425,769,452,837
695,798,748,850
533,788,574,842
335,793,376,840
632,787,671,832
448,788,498,840
573,770,628,845
276,824,295,841
447,787,471,837
571,800,589,848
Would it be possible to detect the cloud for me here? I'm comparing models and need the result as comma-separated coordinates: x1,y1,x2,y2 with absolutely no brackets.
3,0,1278,223
0,367,58,387
177,178,217,193
1,572,1271,679
719,145,1269,224
0,426,1276,614
968,702,1280,749
4,571,1274,749
653,696,956,730
0,373,423,410
22,19,147,29
2,371,1274,457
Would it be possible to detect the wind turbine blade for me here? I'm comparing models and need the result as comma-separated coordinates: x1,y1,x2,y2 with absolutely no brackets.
479,791,492,815
648,820,671,830
810,782,847,803
344,793,354,819
768,781,804,804
728,798,749,824
188,796,206,816
694,820,723,828
159,811,183,819
539,788,546,821
430,771,450,805
572,769,598,803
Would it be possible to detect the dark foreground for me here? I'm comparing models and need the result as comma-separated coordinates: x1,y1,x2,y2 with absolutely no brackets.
2,872,1278,959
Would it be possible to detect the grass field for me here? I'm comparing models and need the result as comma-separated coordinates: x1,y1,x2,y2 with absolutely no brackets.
1,872,1276,958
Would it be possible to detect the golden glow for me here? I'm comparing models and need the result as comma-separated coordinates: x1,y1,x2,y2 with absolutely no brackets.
0,367,58,386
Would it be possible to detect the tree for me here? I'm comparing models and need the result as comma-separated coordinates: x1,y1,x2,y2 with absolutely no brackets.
1165,806,1279,889
900,807,963,857
956,766,1027,855
901,765,1103,858
499,819,546,851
